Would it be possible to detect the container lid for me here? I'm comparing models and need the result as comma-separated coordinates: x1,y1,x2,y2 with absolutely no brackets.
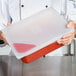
2,7,73,59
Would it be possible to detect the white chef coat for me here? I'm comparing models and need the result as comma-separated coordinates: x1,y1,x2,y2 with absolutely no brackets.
0,0,65,24
1,0,52,24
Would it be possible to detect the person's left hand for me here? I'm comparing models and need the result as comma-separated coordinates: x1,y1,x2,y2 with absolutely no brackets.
57,20,75,45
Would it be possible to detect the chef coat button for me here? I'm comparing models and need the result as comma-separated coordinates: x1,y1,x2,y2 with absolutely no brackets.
21,5,24,7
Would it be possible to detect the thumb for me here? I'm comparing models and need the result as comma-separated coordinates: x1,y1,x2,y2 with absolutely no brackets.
66,20,74,28
7,22,11,26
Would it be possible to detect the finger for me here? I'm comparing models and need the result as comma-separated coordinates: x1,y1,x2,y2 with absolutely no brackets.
66,20,74,28
7,22,11,26
57,39,63,44
57,38,71,43
63,42,70,45
62,40,71,45
62,38,73,45
57,32,74,44
57,38,73,45
62,36,74,41
62,32,74,38
62,36,74,42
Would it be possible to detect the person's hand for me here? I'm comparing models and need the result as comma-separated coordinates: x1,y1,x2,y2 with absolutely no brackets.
57,20,75,45
0,22,11,44
0,31,8,44
7,22,11,26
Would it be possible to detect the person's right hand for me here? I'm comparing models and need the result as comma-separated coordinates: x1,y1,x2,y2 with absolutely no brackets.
7,22,11,26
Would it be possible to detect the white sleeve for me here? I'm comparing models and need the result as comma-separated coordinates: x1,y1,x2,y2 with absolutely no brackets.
0,1,6,30
0,13,7,30
0,0,12,25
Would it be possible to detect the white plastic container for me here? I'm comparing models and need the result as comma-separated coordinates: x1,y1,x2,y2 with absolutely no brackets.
2,7,73,59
